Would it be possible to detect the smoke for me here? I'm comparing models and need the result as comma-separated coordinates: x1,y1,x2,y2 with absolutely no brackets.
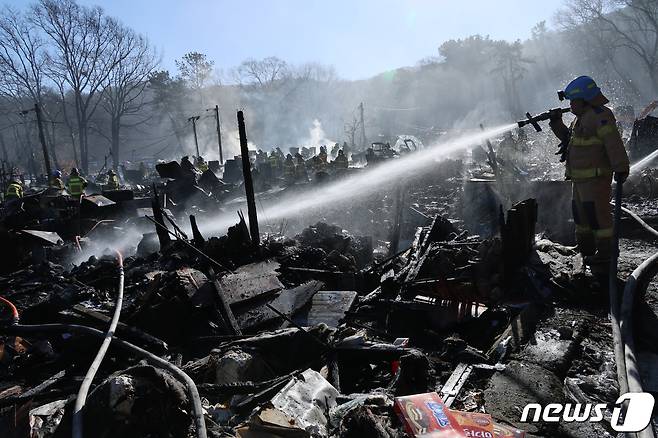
198,128,257,162
198,123,517,235
69,222,146,266
302,119,335,149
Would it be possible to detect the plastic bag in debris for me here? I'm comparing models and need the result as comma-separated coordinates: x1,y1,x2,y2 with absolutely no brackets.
29,399,67,438
269,368,339,437
329,392,392,425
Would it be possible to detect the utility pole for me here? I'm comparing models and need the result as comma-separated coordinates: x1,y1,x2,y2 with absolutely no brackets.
0,132,8,163
214,105,223,164
359,102,367,150
34,103,51,178
188,115,201,157
237,110,259,249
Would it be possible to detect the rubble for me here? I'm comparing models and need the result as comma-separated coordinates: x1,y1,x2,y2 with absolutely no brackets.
1,149,657,438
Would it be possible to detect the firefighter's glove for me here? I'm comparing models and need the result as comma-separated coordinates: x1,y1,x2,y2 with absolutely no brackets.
614,171,629,184
555,142,568,162
549,109,563,123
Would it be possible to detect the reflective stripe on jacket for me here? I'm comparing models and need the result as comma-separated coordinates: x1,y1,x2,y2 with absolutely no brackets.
67,176,85,195
566,106,629,181
5,183,22,199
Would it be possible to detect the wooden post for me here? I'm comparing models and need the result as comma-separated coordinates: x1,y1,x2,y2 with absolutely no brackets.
390,181,406,256
359,102,367,150
188,116,200,157
34,103,51,178
151,184,171,250
189,215,205,248
0,132,8,163
237,111,260,249
214,105,223,164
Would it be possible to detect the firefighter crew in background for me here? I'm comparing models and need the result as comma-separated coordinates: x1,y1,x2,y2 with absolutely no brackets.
269,151,280,179
318,145,328,165
107,169,120,191
67,168,87,198
294,153,308,182
5,178,23,201
50,170,65,190
549,76,629,272
283,153,296,185
196,156,209,172
333,149,348,169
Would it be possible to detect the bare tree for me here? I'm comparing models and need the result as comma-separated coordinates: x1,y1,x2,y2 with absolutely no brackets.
33,0,127,173
560,0,658,92
292,62,337,83
101,25,158,169
0,7,46,104
344,115,359,148
0,7,55,169
234,56,289,88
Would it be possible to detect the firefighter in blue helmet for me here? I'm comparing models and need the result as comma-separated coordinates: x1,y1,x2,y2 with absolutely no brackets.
50,170,65,190
549,76,629,272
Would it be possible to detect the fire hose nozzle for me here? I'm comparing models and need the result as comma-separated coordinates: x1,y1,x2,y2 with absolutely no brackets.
517,107,571,132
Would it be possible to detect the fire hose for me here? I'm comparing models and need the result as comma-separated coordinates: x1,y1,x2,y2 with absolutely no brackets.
0,275,208,438
72,250,124,438
610,182,658,438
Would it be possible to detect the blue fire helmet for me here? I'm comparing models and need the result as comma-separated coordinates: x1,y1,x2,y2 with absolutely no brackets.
52,170,62,178
563,76,601,101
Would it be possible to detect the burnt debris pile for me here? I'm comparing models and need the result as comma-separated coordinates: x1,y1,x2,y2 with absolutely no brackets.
0,146,657,438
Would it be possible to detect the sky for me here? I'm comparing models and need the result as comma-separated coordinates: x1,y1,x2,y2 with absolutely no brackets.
7,0,566,80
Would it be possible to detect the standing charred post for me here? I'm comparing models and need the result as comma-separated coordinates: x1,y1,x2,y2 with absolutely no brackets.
214,105,224,164
390,181,407,256
359,102,367,150
151,184,171,250
237,111,260,249
34,103,52,179
189,115,201,157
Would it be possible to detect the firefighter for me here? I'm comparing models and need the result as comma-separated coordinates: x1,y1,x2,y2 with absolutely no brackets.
294,153,308,182
333,149,348,169
67,168,87,198
549,76,629,270
269,151,280,179
181,156,196,173
107,169,120,191
196,156,209,172
318,145,328,164
283,153,296,184
5,178,23,201
50,170,65,190
138,161,147,178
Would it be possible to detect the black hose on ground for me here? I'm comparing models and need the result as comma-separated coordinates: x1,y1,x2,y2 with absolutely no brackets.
610,185,657,438
610,182,629,395
621,206,658,240
0,323,207,438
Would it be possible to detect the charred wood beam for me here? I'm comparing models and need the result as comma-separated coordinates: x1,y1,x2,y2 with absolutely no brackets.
237,111,259,249
208,267,242,336
150,184,171,250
